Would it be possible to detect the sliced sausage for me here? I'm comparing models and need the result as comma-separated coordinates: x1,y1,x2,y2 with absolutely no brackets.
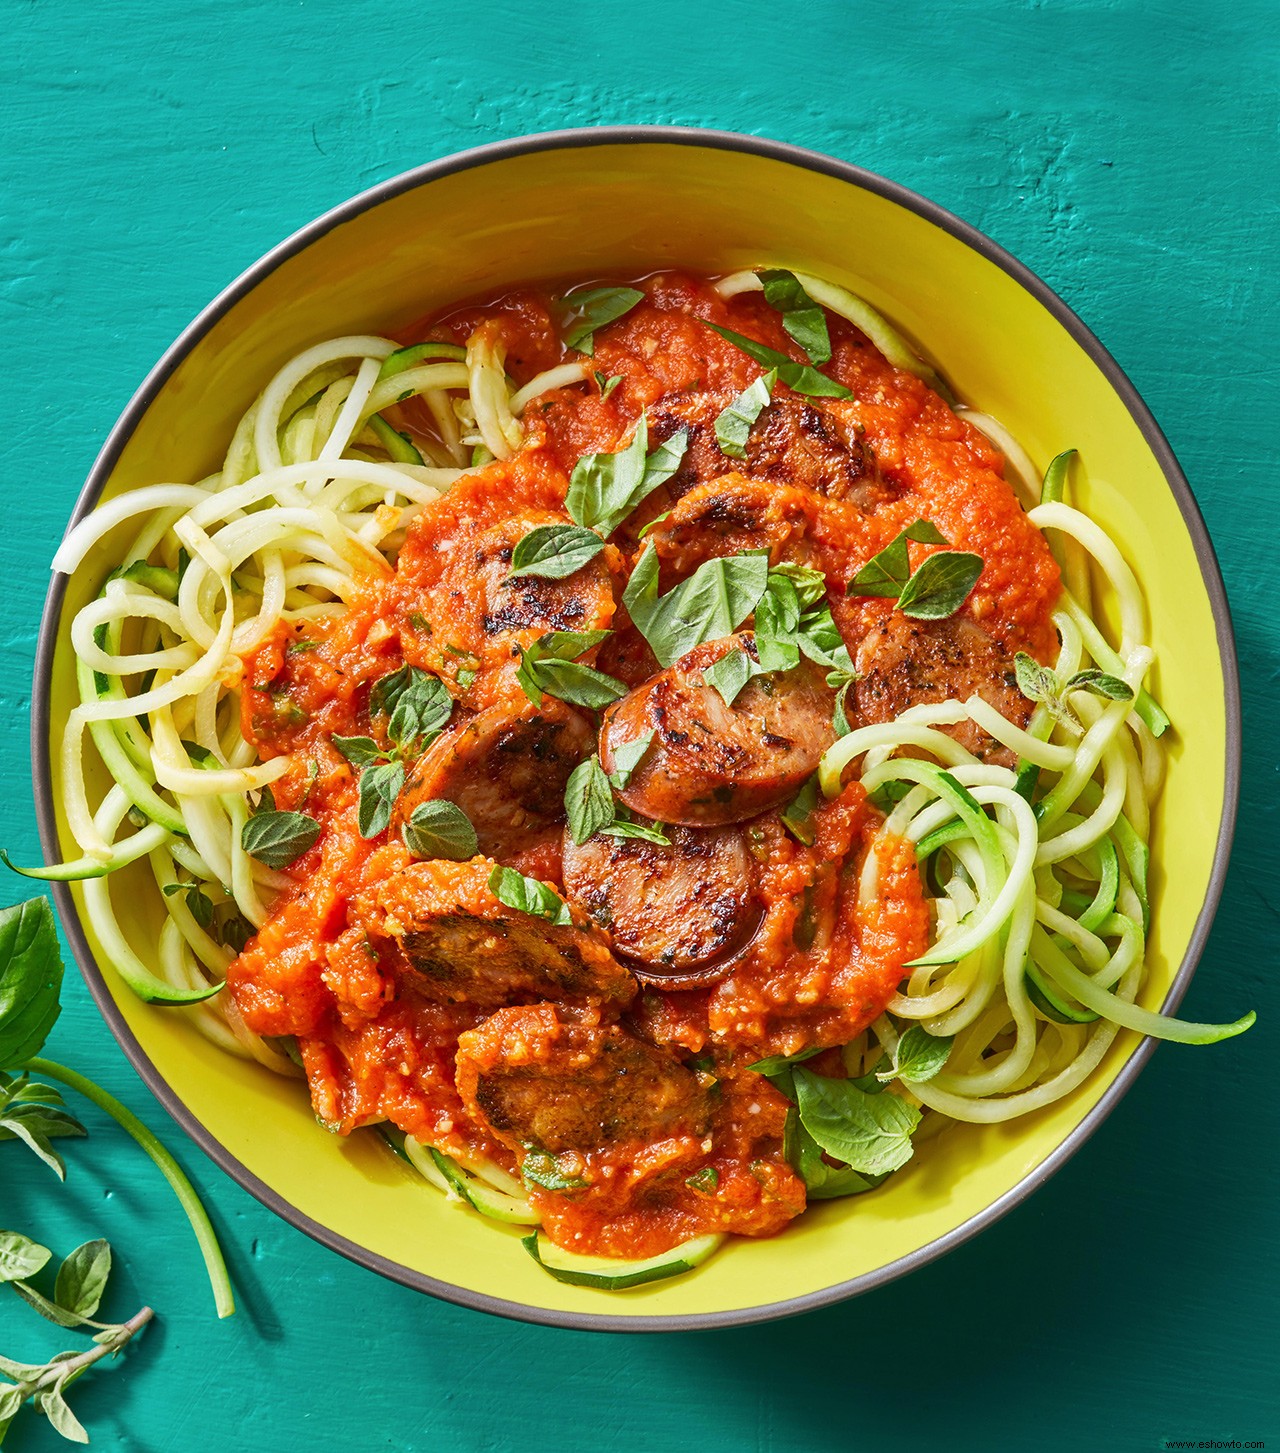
562,823,759,986
643,472,822,579
366,859,635,1010
600,633,836,827
391,699,594,859
748,398,898,511
854,613,1032,766
456,1004,711,1153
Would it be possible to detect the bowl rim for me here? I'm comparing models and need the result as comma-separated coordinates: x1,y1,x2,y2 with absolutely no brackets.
31,124,1242,1334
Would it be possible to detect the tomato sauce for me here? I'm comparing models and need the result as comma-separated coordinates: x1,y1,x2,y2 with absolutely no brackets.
227,271,1059,1259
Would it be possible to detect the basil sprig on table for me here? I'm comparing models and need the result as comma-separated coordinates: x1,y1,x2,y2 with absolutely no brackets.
714,369,776,459
563,756,669,847
847,518,984,620
560,285,644,355
332,666,455,838
1014,652,1133,735
0,895,236,1444
704,323,852,399
515,629,628,710
758,268,832,365
508,414,689,580
622,546,770,669
487,865,573,925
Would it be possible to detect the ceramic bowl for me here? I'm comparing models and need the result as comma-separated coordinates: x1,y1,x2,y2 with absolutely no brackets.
33,127,1239,1330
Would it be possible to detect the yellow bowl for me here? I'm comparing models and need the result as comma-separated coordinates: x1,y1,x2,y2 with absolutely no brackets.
33,128,1239,1330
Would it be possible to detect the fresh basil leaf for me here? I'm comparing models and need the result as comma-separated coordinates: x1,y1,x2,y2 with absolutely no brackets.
0,1103,85,1178
518,648,628,710
599,820,672,846
769,561,827,610
780,774,821,846
369,664,415,718
521,1144,588,1190
515,628,614,708
356,761,405,839
746,1044,825,1103
686,1166,719,1193
401,801,478,861
876,1025,953,1085
0,898,63,1070
0,1230,50,1283
704,322,852,399
509,523,607,580
53,1239,111,1319
564,757,615,846
833,680,855,738
796,603,855,679
487,865,573,926
714,369,776,459
179,739,219,767
1066,668,1134,702
562,286,644,355
847,518,951,599
758,269,832,365
703,646,760,707
9,1276,92,1329
241,810,320,868
622,546,770,668
38,1387,89,1443
566,416,689,537
386,671,453,755
607,731,654,789
792,1066,921,1176
785,1111,886,1199
755,572,802,672
332,734,384,767
593,370,622,400
895,550,983,620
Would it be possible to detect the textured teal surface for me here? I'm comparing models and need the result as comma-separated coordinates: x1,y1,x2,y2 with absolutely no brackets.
2,3,1277,1449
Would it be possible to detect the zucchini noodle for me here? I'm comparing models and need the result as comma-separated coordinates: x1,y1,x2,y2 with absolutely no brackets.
39,271,1251,1263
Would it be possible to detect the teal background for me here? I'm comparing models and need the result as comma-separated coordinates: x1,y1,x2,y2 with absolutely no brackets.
2,2,1276,1449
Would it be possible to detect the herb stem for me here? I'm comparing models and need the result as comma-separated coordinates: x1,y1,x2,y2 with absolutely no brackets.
25,1058,235,1318
29,1306,154,1394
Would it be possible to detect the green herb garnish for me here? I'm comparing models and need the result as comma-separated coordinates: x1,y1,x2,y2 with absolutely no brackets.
240,807,321,869
401,801,478,861
516,630,627,710
487,866,573,926
848,519,982,620
758,269,832,364
521,1145,588,1190
1013,652,1133,735
622,546,769,668
704,322,852,399
561,286,644,355
714,369,776,459
875,1026,954,1085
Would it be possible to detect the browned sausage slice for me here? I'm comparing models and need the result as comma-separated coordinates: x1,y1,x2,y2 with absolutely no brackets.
391,699,594,859
600,633,836,826
562,823,758,984
455,1004,710,1153
366,859,635,1009
854,613,1031,766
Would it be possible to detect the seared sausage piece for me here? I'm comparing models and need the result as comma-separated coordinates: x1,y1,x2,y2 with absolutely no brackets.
854,614,1032,766
367,860,635,1010
456,1004,711,1153
643,472,821,578
600,633,836,827
646,393,894,512
562,823,758,983
391,699,594,859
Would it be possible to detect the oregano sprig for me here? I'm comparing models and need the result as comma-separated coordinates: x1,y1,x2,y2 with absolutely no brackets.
1013,652,1134,735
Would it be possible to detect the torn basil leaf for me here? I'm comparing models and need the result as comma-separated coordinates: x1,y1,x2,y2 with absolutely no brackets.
895,550,983,619
401,800,478,861
607,731,654,789
522,1144,588,1190
754,572,802,672
562,286,644,355
599,819,671,846
517,630,627,710
758,269,832,365
241,810,321,868
714,369,776,459
686,1166,719,1193
509,523,607,580
565,415,689,538
795,602,856,682
833,680,855,738
622,546,769,668
356,760,405,839
704,322,852,399
593,370,622,400
780,774,821,846
769,561,827,610
564,757,615,846
792,1066,920,1176
876,1025,953,1085
847,518,950,599
704,646,761,707
487,865,573,926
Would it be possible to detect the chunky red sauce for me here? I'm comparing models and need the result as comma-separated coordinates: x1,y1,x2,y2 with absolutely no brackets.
227,272,1059,1259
